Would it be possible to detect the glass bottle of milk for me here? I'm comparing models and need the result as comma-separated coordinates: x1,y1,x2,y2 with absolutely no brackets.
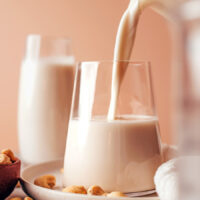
18,35,75,164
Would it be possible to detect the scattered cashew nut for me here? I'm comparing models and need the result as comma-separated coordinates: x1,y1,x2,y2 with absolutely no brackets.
10,197,33,200
24,197,33,200
63,185,87,194
1,149,17,162
0,154,12,164
107,191,127,197
62,185,126,197
87,185,105,196
34,175,56,189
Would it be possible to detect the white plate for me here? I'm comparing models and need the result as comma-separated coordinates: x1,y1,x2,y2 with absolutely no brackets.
20,159,159,200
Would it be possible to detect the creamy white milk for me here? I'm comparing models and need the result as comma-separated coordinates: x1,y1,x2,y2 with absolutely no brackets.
18,57,74,164
64,116,162,192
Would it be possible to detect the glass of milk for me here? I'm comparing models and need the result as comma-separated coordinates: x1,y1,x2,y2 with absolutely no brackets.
18,35,75,164
64,61,162,195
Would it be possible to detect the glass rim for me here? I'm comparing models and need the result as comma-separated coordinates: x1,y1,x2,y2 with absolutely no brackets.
77,60,151,66
24,34,73,60
26,34,72,42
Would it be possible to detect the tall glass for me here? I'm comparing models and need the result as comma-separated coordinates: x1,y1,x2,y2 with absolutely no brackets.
18,35,75,164
64,61,162,194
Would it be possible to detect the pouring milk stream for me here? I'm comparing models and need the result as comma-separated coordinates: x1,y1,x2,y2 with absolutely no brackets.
108,0,184,120
107,0,141,120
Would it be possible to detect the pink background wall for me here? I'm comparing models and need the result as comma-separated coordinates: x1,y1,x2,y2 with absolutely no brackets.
0,0,172,152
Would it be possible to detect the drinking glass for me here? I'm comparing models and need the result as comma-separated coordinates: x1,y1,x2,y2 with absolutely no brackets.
18,35,75,164
64,61,162,195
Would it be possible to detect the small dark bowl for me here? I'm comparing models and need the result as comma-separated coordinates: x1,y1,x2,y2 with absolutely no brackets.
0,159,21,199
